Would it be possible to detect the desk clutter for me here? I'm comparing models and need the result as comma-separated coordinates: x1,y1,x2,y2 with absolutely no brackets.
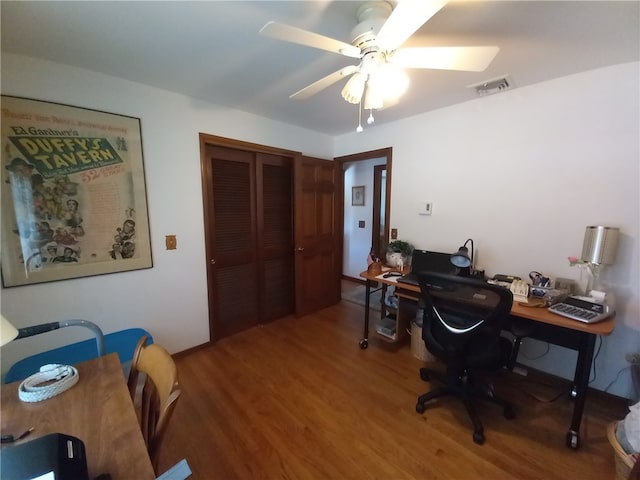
487,273,614,324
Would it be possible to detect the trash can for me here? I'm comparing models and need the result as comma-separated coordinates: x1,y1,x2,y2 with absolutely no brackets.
411,311,435,362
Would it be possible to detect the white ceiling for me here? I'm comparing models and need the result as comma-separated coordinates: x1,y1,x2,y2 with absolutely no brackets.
2,1,638,136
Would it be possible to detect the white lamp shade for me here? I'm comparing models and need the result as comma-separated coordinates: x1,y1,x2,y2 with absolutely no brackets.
581,226,619,265
378,63,409,103
364,76,384,110
341,72,366,104
1,314,19,346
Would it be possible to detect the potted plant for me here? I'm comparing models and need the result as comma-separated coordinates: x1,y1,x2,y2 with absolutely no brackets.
386,240,414,269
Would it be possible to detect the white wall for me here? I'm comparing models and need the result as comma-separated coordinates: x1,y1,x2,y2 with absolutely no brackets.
335,62,640,400
342,158,386,278
2,53,638,400
0,54,333,377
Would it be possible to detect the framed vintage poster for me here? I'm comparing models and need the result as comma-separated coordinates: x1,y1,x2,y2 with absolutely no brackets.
1,96,152,287
352,185,365,206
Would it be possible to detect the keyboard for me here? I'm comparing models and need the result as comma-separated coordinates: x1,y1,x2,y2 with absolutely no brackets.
548,296,613,323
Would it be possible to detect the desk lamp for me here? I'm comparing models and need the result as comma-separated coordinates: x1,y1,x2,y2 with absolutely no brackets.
0,314,105,355
580,226,619,293
451,238,474,269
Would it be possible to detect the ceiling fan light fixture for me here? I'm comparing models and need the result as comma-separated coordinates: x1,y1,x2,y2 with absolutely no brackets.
341,72,367,104
364,76,384,110
378,63,410,103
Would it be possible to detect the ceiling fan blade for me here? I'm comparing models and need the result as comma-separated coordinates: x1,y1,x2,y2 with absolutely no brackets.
389,46,500,72
377,0,448,52
260,21,361,59
290,65,359,100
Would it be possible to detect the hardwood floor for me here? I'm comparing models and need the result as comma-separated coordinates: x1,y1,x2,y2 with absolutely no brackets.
158,300,627,479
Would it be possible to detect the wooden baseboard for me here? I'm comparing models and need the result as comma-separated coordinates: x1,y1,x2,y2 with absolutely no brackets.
342,275,365,285
512,363,631,407
173,341,211,359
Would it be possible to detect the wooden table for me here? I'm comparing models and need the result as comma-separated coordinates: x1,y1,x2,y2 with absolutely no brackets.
359,270,615,449
1,353,155,479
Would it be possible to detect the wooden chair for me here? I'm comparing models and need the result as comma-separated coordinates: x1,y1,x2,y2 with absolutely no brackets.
127,335,181,474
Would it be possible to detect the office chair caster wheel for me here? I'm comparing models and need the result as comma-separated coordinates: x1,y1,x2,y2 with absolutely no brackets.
416,402,425,414
504,406,515,419
473,431,485,445
419,368,430,382
359,339,368,349
566,431,580,449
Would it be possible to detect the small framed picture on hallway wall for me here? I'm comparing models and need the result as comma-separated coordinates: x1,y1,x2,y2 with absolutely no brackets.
352,185,365,206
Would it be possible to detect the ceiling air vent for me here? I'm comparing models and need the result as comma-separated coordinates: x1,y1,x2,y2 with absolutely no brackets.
468,75,513,96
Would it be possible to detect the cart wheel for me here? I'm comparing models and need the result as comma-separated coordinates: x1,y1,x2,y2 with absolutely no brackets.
419,368,430,382
359,339,368,349
416,402,425,414
473,431,485,445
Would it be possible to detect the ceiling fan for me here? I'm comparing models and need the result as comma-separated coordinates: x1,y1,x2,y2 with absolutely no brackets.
260,0,499,124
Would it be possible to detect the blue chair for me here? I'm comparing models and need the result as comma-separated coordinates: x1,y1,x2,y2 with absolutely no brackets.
5,327,153,384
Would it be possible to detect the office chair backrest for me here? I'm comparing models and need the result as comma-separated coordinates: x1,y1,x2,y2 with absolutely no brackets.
417,272,513,365
127,335,181,474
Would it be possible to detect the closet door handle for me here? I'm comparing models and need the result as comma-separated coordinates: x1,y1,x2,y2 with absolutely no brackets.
295,247,305,253
210,259,216,264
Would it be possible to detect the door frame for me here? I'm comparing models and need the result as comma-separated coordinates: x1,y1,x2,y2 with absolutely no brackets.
372,164,386,260
334,147,392,282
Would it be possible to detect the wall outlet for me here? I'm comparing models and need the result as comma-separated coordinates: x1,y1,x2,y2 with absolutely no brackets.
625,352,640,365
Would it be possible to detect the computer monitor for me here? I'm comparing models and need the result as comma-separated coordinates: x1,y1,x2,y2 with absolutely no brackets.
410,250,460,277
397,250,463,286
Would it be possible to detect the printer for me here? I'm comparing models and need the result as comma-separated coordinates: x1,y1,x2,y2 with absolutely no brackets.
1,433,89,480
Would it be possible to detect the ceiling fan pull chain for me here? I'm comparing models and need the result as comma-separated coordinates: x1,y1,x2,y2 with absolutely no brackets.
356,100,364,133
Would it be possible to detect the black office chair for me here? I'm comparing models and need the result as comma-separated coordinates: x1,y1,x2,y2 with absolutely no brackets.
415,272,516,445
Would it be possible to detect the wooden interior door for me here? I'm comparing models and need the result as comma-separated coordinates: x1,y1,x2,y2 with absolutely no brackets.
201,135,297,341
294,156,341,316
206,144,259,339
257,153,295,322
372,164,386,258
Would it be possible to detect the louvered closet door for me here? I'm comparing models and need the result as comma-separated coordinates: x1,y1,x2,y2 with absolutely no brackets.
206,145,294,340
257,154,294,322
210,146,258,338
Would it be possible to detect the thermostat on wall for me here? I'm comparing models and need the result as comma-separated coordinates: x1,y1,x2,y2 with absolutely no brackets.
418,202,433,215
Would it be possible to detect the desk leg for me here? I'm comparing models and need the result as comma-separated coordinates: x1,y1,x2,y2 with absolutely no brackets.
359,279,371,349
566,332,597,449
